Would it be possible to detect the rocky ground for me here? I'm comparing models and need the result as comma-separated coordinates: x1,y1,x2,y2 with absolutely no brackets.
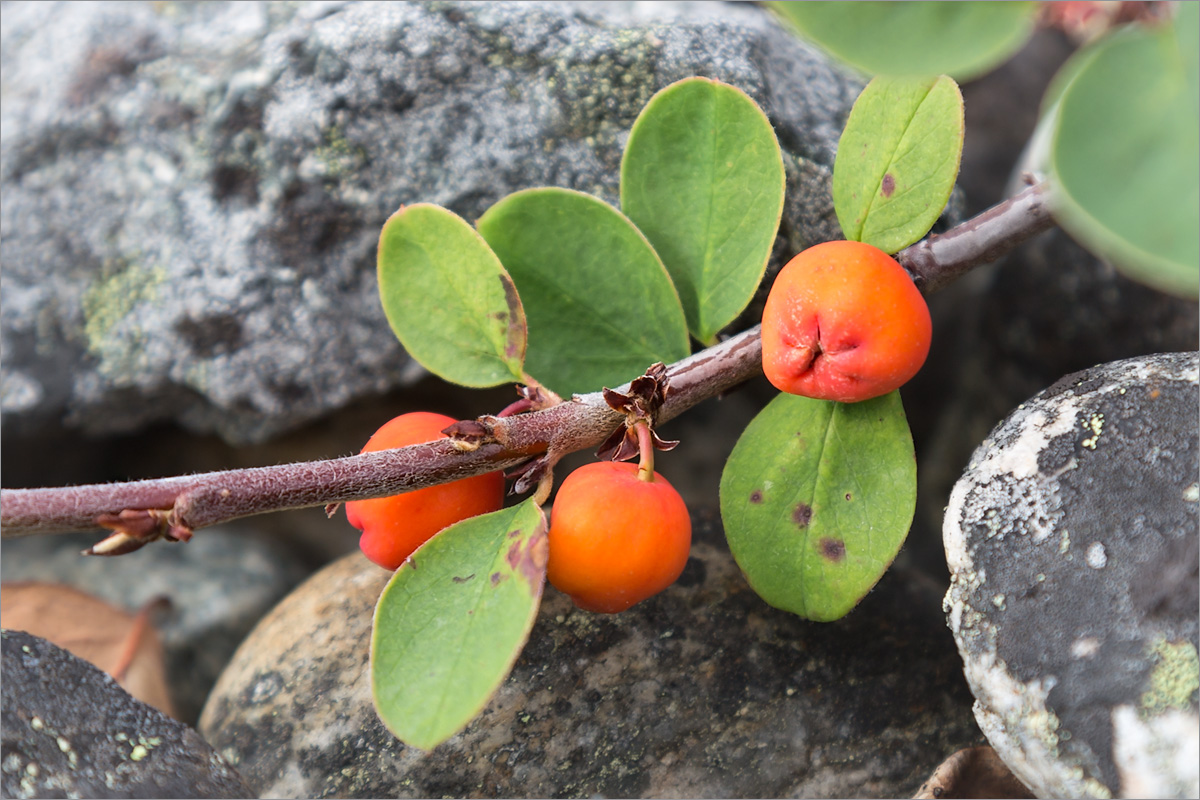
3,2,1196,798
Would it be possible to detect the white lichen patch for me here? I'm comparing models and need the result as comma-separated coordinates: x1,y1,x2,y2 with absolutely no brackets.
1071,637,1101,660
1183,483,1199,503
1112,705,1200,798
1085,542,1107,569
964,659,1111,799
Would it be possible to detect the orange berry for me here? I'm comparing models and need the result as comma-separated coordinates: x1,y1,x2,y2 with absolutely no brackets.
547,461,691,614
346,411,504,570
761,240,932,403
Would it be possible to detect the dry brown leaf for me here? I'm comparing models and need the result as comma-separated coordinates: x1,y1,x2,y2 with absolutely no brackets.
914,745,1035,799
1,581,177,718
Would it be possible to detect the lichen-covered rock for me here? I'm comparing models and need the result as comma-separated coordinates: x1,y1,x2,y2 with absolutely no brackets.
200,509,982,798
1,629,251,799
0,525,310,725
943,352,1200,798
1,0,861,445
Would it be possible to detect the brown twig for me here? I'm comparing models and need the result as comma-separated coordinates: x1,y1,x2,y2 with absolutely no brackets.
0,182,1056,546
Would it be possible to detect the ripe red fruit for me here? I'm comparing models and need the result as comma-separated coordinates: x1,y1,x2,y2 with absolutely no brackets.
760,240,932,403
345,411,505,570
547,461,692,613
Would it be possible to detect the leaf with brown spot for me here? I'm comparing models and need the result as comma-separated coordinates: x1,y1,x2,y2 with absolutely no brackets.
371,498,547,750
0,582,176,717
719,392,916,621
377,203,527,387
832,74,964,253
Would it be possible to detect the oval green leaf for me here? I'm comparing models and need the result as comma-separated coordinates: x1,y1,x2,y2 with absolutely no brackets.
371,498,548,751
833,75,964,254
620,77,786,345
477,188,690,396
767,1,1037,80
1050,6,1200,298
377,204,527,387
719,392,916,622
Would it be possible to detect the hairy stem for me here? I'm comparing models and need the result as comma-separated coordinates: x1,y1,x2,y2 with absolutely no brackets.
0,182,1055,542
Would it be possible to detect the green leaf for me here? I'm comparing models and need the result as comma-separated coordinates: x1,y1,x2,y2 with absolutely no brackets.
767,1,1037,80
477,188,690,396
719,392,916,622
1049,7,1200,298
833,75,964,253
621,77,786,345
371,499,548,751
377,204,527,387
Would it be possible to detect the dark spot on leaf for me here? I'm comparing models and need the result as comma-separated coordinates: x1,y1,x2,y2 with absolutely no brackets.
452,574,476,584
793,503,813,527
845,492,852,501
508,528,523,539
506,529,549,587
749,490,763,504
820,538,846,561
881,173,895,197
491,572,506,587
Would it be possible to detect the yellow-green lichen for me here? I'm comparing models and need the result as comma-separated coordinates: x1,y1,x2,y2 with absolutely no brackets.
1140,639,1200,718
315,124,366,179
81,261,166,371
1081,413,1104,450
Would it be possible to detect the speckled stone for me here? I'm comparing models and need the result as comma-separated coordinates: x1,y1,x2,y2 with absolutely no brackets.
944,352,1199,798
1,629,251,799
200,509,982,798
2,0,863,445
0,524,310,725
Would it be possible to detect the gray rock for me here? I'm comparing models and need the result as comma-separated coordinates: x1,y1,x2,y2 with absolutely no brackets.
1,525,311,725
1,0,861,445
943,352,1200,798
199,508,982,798
1,629,252,799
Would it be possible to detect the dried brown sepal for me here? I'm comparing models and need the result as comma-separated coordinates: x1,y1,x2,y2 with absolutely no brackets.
324,502,341,518
507,455,551,496
913,746,1033,799
87,508,176,556
602,362,670,419
597,362,678,462
85,531,150,557
517,383,562,411
442,418,498,452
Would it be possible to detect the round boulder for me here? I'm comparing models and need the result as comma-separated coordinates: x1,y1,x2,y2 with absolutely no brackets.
201,509,982,798
944,352,1199,798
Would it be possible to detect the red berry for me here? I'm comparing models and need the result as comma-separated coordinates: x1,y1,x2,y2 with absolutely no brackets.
761,240,932,403
346,412,504,570
547,461,691,613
